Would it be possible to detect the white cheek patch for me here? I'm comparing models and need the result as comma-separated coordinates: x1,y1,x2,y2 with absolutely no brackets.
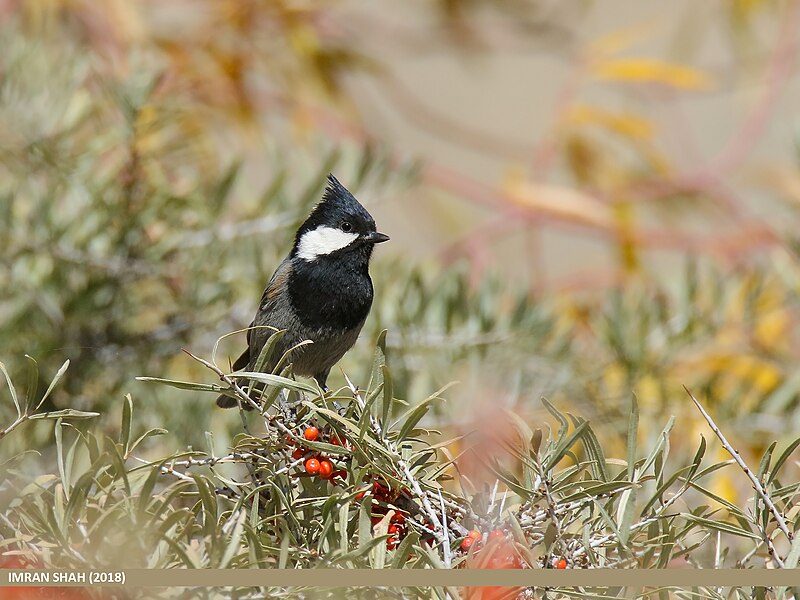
297,226,359,260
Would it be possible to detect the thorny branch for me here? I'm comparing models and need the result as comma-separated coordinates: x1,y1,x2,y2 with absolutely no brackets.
686,386,791,568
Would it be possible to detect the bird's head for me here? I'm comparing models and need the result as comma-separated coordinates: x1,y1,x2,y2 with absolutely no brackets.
292,174,389,262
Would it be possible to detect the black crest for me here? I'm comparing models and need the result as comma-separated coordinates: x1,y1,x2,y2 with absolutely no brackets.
293,174,376,247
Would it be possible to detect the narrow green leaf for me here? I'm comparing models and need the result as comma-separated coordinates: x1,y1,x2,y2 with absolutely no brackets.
136,466,163,521
29,409,100,420
278,520,291,569
768,436,800,485
616,487,637,546
627,395,638,481
24,355,39,414
0,361,20,417
219,510,246,568
36,359,69,410
543,420,588,472
390,531,420,568
681,514,761,540
128,428,168,456
339,534,392,563
506,409,535,488
121,394,133,457
136,377,222,393
252,329,286,373
191,474,218,536
640,417,675,476
572,416,610,482
784,529,800,568
64,471,95,528
560,481,636,503
358,497,372,550
367,330,388,394
380,364,393,427
232,372,317,394
339,501,350,555
758,440,777,480
310,405,396,461
541,397,568,451
54,418,68,501
392,392,452,443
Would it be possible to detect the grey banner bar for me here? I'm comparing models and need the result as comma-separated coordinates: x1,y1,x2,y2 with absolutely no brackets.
3,569,800,588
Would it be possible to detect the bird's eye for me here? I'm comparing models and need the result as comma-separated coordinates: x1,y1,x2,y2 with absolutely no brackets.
341,221,353,232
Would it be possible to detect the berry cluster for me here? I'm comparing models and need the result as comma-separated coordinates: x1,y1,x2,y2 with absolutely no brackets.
461,528,524,569
289,425,348,482
287,426,527,562
356,475,414,549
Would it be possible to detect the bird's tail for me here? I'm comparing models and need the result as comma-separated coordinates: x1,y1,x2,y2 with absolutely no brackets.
216,349,253,409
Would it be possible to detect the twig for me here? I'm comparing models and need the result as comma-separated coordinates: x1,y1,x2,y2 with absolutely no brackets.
487,479,500,516
0,414,27,441
343,372,450,544
686,386,790,567
181,348,266,488
178,212,295,248
539,472,567,563
182,348,262,413
439,490,451,567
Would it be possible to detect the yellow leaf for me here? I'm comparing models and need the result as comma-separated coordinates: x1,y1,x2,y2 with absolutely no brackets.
756,166,800,204
603,363,628,399
754,308,791,350
566,105,654,140
593,58,713,90
589,25,655,56
634,374,661,407
732,0,770,21
676,351,782,398
502,172,614,229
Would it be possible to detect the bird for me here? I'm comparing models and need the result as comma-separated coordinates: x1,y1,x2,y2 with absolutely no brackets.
216,174,389,409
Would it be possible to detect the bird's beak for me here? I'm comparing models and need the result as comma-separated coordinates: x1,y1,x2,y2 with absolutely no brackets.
362,231,390,244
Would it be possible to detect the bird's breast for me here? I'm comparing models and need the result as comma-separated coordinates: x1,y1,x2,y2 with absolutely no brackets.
287,257,374,331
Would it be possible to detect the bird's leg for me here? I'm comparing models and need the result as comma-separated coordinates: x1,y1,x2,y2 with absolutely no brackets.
278,388,290,412
313,370,344,412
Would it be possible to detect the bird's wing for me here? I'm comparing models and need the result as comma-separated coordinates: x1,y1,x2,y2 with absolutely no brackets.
256,258,292,316
245,258,293,368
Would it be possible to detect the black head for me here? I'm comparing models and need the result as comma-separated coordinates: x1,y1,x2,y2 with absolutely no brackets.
291,174,389,261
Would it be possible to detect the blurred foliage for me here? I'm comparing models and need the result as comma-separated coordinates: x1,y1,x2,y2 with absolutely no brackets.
1,0,800,596
3,343,800,600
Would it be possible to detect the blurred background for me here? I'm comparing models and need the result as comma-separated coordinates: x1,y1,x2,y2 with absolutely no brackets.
2,0,800,501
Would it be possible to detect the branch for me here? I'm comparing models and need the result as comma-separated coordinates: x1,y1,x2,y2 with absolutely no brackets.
686,386,791,567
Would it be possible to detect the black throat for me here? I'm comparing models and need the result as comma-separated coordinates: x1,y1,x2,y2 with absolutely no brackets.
288,247,375,331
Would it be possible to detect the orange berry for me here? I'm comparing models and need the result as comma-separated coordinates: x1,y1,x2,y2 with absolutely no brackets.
461,537,475,552
304,458,320,475
468,530,482,541
387,524,399,535
489,529,505,540
319,459,334,480
556,558,567,569
291,448,305,460
386,536,399,550
391,512,406,525
303,426,319,441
